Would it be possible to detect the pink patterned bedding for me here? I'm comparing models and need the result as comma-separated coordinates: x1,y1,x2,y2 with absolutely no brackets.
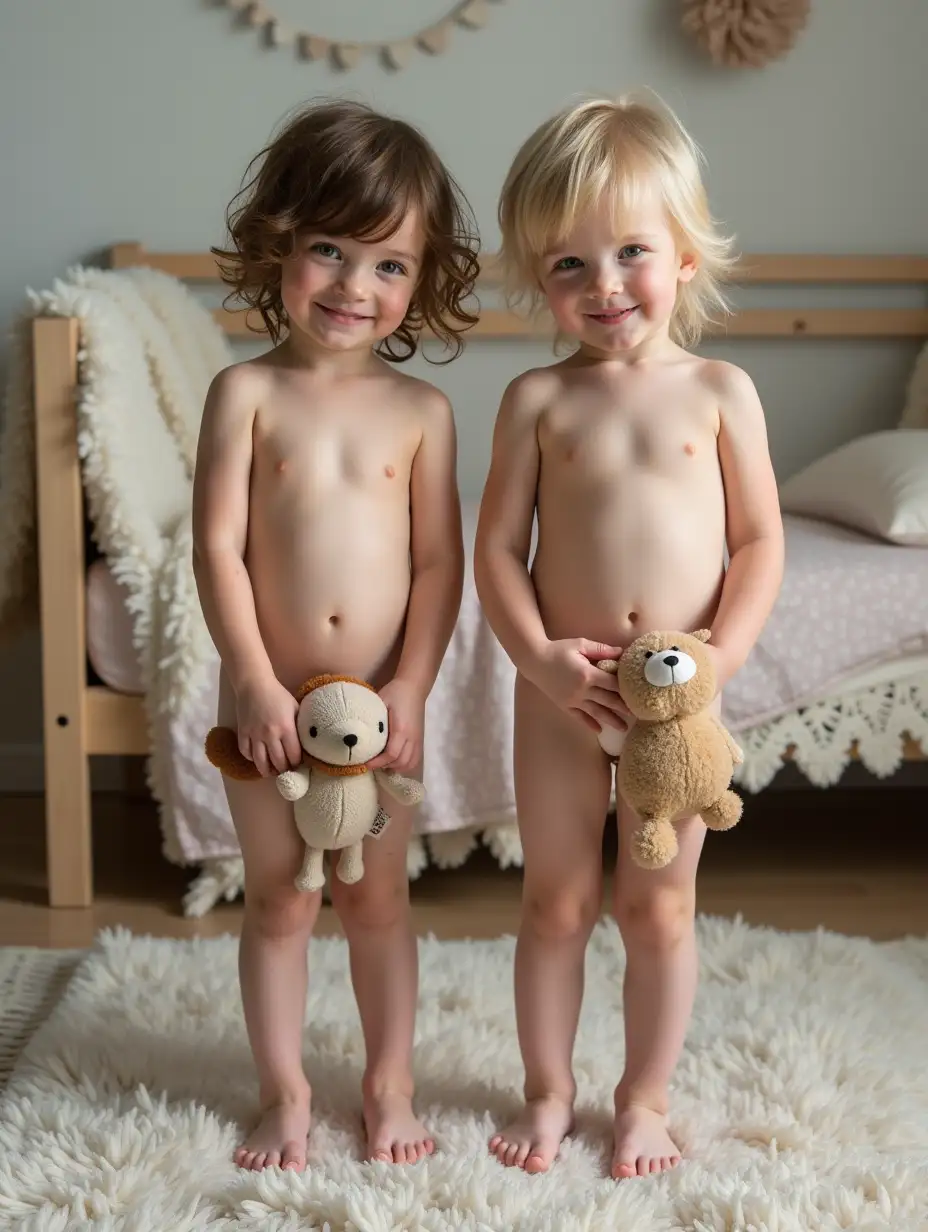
723,515,928,731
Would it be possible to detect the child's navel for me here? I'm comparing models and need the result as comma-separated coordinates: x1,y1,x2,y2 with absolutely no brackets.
684,442,696,457
628,610,639,626
384,464,396,479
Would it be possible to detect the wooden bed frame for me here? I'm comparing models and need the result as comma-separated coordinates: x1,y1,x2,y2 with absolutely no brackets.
32,245,928,907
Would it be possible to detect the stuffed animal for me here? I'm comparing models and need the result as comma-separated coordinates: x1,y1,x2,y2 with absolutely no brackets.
597,630,744,869
204,675,425,893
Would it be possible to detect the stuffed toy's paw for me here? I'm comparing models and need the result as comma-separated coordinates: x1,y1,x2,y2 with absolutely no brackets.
204,726,262,781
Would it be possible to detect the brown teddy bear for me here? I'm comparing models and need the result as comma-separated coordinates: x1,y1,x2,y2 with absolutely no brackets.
204,675,425,893
597,630,744,869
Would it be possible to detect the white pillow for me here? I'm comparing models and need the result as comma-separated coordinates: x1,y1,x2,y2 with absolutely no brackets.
779,430,928,545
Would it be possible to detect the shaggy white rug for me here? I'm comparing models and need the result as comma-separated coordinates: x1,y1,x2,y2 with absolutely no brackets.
1,918,926,1231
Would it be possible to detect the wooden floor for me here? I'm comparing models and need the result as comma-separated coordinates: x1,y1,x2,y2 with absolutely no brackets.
0,787,926,948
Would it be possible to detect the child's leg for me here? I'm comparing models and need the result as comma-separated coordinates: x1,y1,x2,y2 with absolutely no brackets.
611,796,705,1178
220,680,321,1173
328,788,434,1164
490,674,612,1173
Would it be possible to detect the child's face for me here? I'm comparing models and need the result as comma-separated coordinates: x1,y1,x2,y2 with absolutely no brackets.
280,210,424,352
537,188,696,355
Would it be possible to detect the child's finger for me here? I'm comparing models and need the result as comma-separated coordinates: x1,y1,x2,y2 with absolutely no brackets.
252,742,271,778
282,728,302,768
267,738,289,775
578,640,624,662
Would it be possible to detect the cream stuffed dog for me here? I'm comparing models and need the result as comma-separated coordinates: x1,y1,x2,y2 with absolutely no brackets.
205,675,425,892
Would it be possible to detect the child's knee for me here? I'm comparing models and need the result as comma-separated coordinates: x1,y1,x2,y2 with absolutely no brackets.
615,885,695,950
524,880,601,943
245,883,319,939
331,871,408,932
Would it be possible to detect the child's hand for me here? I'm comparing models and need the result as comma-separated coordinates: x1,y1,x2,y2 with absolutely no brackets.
702,641,738,696
368,678,425,774
234,677,302,778
531,639,632,733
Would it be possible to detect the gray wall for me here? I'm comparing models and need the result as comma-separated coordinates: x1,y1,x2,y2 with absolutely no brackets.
1,0,926,783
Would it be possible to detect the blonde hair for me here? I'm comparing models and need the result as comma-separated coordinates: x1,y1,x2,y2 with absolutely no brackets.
497,92,737,347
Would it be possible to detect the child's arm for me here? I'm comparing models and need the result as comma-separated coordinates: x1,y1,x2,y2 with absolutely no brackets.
370,388,464,773
474,373,626,733
707,362,785,685
192,367,301,778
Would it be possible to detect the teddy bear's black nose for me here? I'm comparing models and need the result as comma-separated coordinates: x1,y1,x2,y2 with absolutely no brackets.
343,734,358,748
663,655,679,667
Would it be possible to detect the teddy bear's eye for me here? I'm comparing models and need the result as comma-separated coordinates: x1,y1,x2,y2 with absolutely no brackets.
671,645,680,652
644,651,653,659
378,721,384,733
309,726,318,739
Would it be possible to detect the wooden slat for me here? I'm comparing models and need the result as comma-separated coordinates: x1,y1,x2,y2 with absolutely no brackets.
214,305,928,341
736,254,928,284
110,244,220,280
85,688,149,756
719,308,928,338
32,318,93,908
112,244,928,287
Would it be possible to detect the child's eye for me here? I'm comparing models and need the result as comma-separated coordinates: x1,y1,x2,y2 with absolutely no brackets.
618,245,645,260
378,260,407,276
311,242,341,260
553,256,583,271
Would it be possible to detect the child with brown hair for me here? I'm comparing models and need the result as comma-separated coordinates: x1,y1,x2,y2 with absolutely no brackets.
193,99,478,1173
475,93,783,1180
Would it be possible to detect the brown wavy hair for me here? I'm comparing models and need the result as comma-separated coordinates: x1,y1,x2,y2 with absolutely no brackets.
212,99,480,361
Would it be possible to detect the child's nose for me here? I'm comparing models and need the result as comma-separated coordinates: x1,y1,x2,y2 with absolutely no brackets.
336,266,366,297
590,263,623,295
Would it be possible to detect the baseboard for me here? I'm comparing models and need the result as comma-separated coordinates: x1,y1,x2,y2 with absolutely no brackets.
0,743,138,794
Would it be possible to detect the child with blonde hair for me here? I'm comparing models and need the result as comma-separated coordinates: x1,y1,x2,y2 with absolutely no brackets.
194,99,478,1172
475,93,783,1179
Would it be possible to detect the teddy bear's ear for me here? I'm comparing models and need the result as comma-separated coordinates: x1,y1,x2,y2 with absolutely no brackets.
597,659,620,675
691,629,712,643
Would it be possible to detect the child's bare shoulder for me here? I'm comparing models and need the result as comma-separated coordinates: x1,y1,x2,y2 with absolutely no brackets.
205,356,273,422
381,366,453,421
499,364,565,420
693,357,760,405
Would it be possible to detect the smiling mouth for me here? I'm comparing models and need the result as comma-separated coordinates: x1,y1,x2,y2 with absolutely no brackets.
584,305,639,325
316,303,373,325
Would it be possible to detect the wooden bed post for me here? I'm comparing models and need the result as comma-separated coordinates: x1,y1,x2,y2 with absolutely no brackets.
32,317,93,907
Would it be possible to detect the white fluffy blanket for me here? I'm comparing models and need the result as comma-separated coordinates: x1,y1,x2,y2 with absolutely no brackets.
0,267,231,872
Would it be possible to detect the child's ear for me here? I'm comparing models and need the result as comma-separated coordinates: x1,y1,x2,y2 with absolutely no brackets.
678,250,698,284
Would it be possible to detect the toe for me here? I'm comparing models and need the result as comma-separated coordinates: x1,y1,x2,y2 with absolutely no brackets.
251,1152,267,1171
265,1150,281,1169
514,1142,531,1169
282,1142,305,1171
525,1150,549,1174
372,1148,392,1163
425,1138,435,1156
488,1134,502,1152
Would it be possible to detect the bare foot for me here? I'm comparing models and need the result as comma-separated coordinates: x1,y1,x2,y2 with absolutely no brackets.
489,1095,575,1173
363,1091,435,1164
611,1102,681,1179
234,1091,312,1172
